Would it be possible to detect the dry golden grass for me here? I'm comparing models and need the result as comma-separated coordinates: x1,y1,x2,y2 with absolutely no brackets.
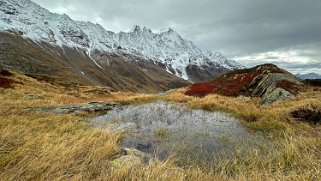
0,73,320,180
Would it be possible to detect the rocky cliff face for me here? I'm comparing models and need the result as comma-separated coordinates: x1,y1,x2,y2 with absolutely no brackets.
0,0,244,87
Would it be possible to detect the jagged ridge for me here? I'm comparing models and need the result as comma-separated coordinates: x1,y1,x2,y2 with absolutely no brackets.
0,0,244,82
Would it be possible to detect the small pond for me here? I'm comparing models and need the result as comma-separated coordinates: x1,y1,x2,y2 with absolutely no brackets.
91,102,261,163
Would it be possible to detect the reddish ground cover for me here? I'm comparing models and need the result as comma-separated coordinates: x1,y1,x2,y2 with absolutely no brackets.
276,80,303,95
185,71,262,97
185,83,214,97
0,76,17,88
0,70,22,89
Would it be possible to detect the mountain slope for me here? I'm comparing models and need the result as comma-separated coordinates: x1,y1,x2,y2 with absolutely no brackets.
0,32,189,92
0,0,243,91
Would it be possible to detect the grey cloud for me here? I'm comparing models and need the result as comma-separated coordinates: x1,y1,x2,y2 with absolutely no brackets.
32,0,321,73
239,60,321,74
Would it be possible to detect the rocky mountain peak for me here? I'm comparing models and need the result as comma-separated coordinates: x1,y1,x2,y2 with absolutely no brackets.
129,25,142,33
0,0,244,82
167,28,174,33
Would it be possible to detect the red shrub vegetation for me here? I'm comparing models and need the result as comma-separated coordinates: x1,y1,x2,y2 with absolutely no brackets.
277,80,302,95
185,71,261,97
185,83,214,97
185,64,292,98
213,71,261,97
271,69,285,74
0,76,21,89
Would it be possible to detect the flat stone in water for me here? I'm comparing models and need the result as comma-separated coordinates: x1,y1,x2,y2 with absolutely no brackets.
91,102,256,162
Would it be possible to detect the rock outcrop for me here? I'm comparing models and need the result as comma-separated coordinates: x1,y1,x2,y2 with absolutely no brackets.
29,102,118,114
185,64,304,105
110,148,150,169
261,88,295,105
23,93,44,100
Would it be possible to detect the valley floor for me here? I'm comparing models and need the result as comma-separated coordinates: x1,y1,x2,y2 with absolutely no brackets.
0,73,321,181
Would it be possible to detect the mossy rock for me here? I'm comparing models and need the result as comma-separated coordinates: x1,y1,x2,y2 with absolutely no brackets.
262,88,295,105
110,148,150,168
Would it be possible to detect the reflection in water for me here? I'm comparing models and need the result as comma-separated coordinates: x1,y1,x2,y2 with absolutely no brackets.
91,102,259,163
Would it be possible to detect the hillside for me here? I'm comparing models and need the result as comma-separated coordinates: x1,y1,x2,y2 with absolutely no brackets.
185,64,304,104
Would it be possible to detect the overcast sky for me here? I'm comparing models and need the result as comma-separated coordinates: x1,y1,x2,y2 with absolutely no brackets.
32,0,321,74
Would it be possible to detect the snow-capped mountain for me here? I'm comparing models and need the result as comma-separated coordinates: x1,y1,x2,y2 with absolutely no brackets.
296,73,321,80
116,26,244,80
0,0,243,83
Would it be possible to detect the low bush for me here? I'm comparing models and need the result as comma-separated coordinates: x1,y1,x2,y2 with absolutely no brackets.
303,79,321,87
0,76,20,88
291,104,321,125
276,80,302,95
185,83,214,97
